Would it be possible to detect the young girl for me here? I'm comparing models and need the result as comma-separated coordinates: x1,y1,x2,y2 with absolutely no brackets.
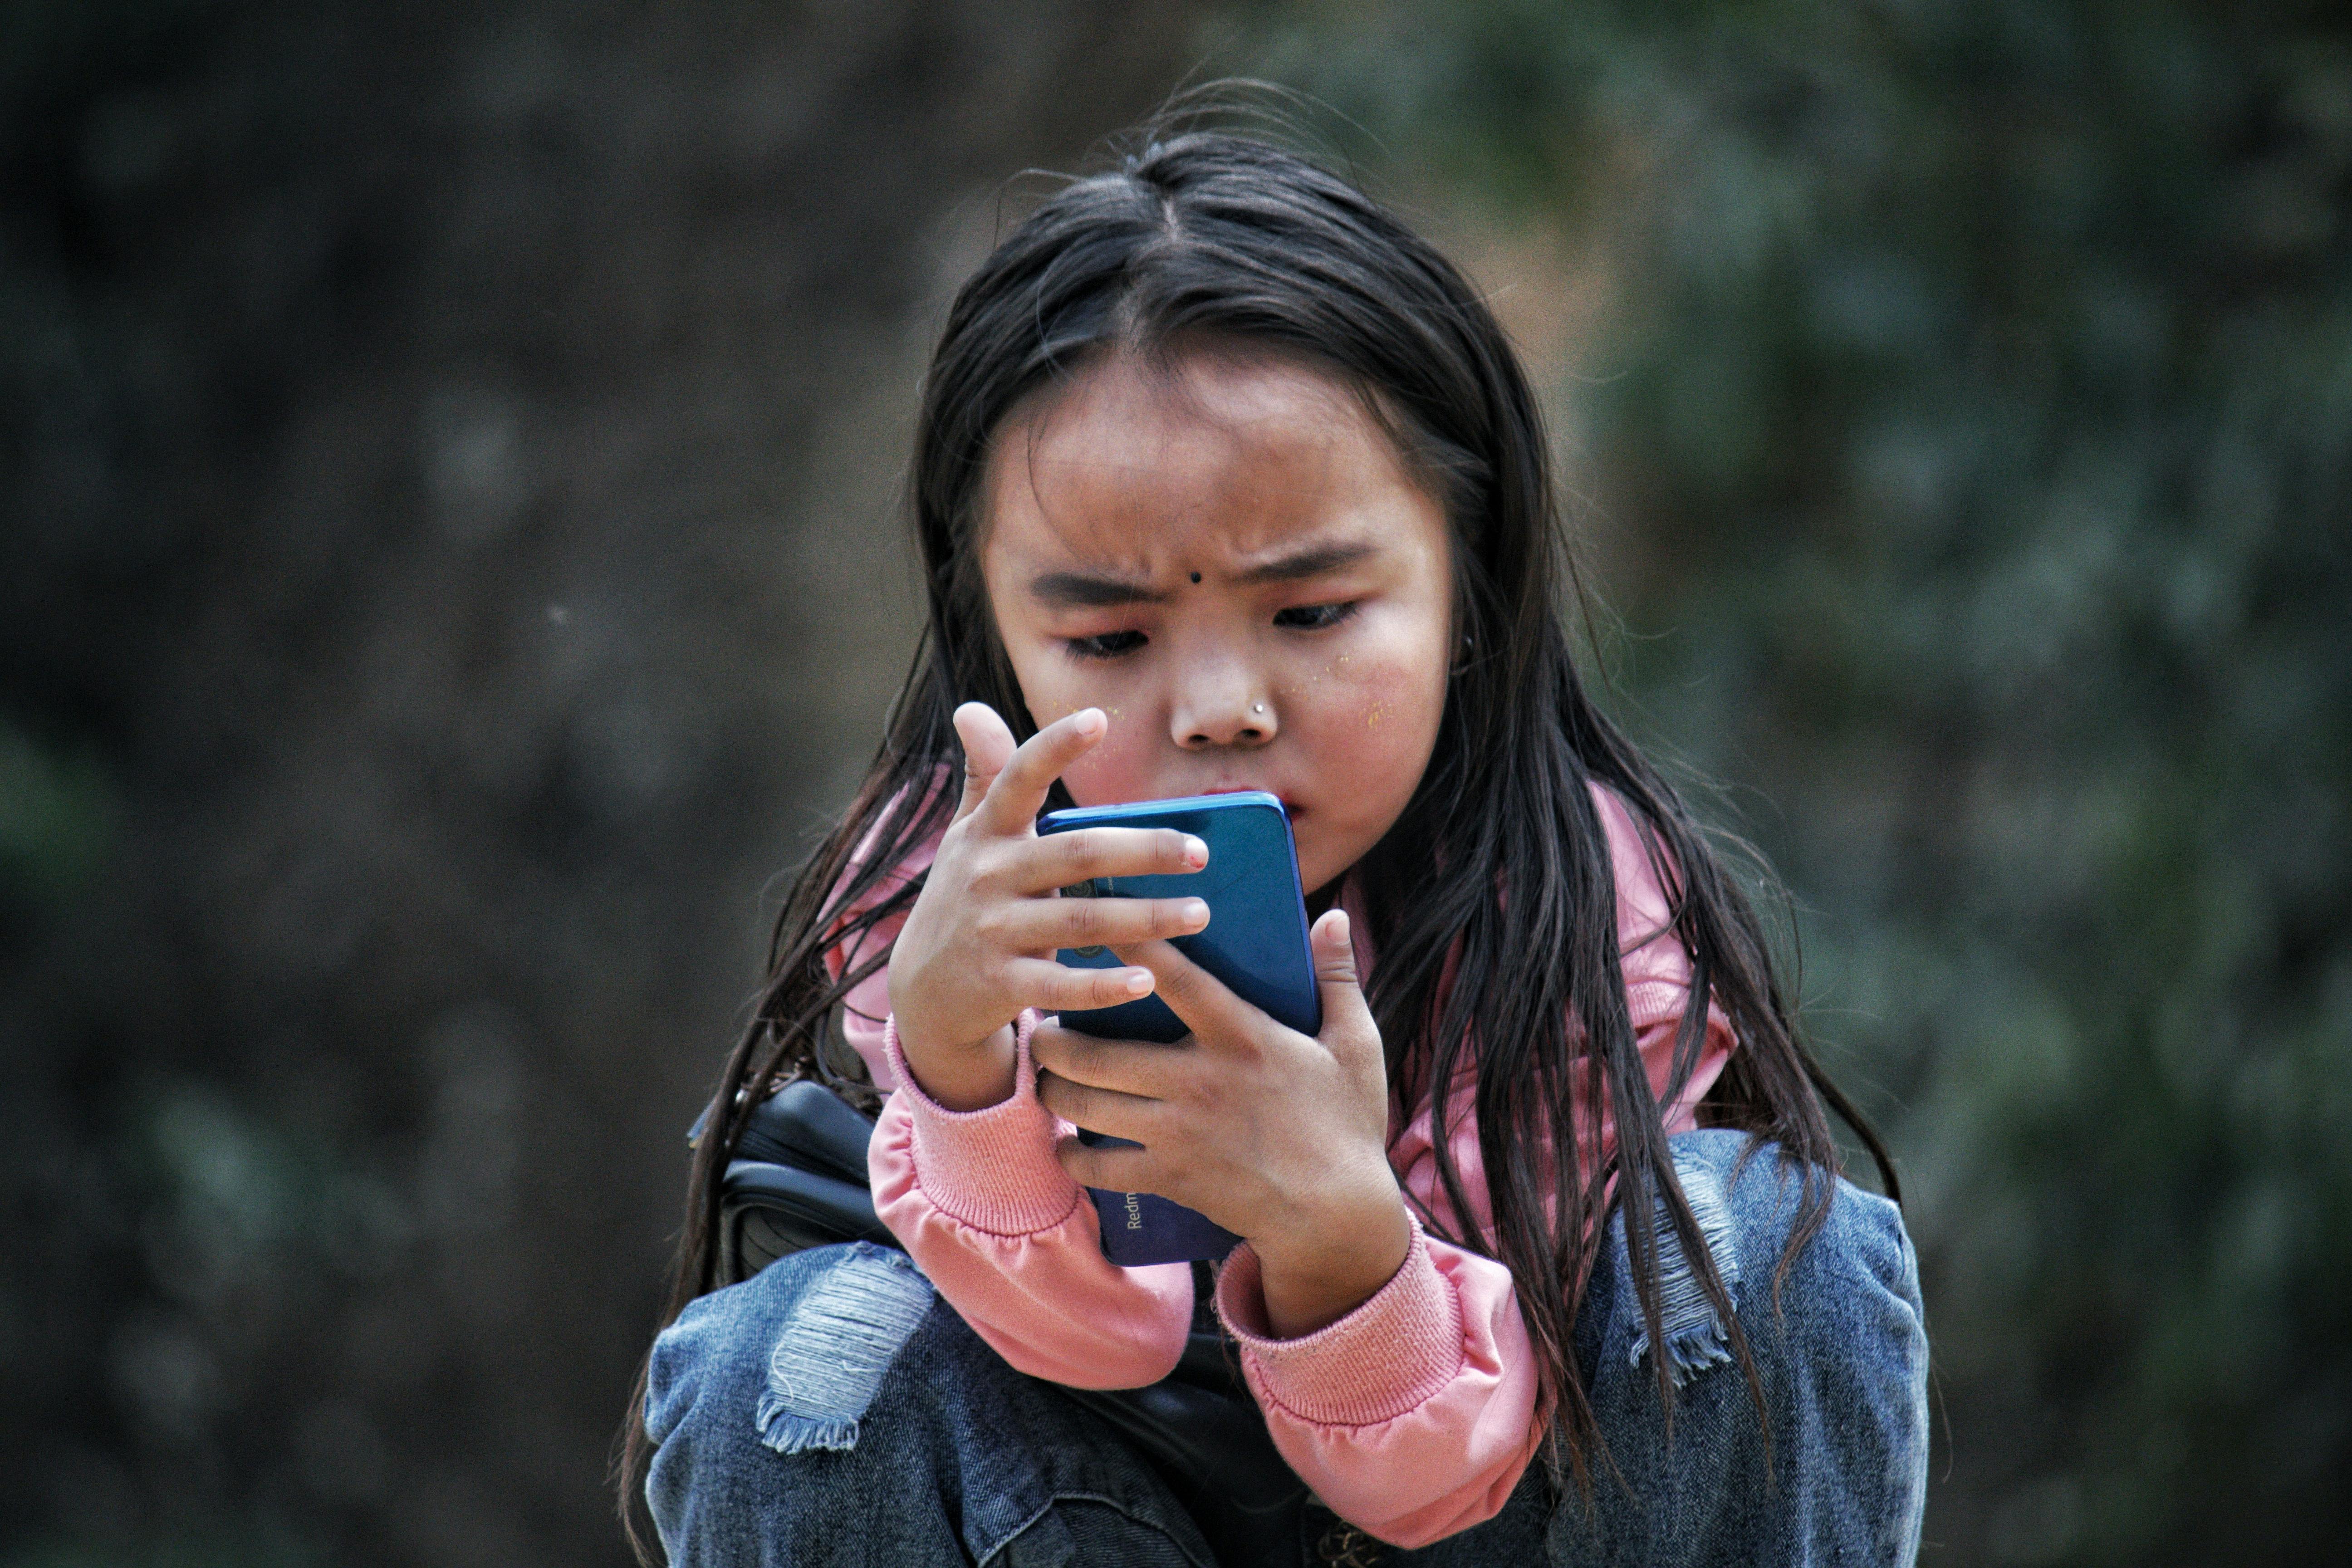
625,132,1928,1566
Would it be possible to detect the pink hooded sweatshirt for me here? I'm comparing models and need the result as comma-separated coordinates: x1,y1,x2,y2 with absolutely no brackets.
834,783,1732,1548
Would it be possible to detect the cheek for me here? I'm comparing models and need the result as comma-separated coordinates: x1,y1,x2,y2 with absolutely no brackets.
1000,642,1160,808
1288,642,1448,872
1317,623,1447,750
1323,657,1444,783
1056,720,1155,807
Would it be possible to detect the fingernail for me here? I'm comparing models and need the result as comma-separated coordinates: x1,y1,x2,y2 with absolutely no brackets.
1125,969,1153,995
1182,900,1210,929
1325,910,1350,943
1075,708,1106,736
1183,836,1207,867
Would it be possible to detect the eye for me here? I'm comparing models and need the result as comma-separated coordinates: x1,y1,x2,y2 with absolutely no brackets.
1273,601,1358,632
1066,630,1147,660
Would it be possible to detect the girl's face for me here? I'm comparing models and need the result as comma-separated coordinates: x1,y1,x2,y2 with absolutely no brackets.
979,347,1454,898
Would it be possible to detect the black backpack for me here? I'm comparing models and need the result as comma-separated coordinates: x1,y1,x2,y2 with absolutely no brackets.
708,1079,1315,1568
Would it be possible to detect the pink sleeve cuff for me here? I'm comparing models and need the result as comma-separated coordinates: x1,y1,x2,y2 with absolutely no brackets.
882,1012,1082,1238
1214,1215,1464,1427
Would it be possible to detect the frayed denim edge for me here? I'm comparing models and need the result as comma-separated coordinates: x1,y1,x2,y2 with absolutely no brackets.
1627,1154,1741,1389
754,1243,935,1456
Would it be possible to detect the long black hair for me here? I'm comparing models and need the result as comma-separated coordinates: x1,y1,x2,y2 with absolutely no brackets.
618,125,1896,1553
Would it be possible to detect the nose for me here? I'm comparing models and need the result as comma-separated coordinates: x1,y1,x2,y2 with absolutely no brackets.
1168,657,1274,750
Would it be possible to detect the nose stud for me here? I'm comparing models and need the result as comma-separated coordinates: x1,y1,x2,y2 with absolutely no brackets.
1251,702,1266,715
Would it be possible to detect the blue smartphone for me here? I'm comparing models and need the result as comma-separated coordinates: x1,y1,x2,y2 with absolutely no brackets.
1035,790,1321,1267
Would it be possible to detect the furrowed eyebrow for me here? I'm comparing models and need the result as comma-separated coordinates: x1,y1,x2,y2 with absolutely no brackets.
1028,572,1171,608
1234,542,1378,584
1027,542,1377,607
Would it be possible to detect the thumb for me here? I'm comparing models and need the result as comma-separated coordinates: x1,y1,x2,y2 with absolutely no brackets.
950,702,1016,826
1311,906,1376,1051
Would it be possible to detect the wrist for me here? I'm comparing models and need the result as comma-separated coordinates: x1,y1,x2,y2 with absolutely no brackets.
891,1017,1019,1112
1250,1176,1413,1339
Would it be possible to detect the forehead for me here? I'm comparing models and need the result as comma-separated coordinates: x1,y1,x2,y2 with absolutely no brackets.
980,348,1436,572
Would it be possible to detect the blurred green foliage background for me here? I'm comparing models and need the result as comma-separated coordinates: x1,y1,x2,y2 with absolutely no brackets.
2,1,2345,1563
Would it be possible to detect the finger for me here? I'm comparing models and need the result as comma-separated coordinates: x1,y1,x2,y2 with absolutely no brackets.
1115,938,1258,1048
1031,1021,1191,1100
972,708,1107,835
1035,1069,1160,1142
1004,955,1156,1014
1017,824,1207,892
1054,1132,1158,1194
950,703,1017,827
1312,906,1378,1060
1001,892,1210,952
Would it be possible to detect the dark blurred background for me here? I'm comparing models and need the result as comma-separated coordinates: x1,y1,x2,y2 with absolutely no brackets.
3,2,2345,1564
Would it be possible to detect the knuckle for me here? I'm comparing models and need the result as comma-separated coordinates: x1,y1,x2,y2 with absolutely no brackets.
969,848,1017,895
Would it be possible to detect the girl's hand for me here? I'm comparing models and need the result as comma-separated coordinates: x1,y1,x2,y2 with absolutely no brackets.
886,702,1214,1112
1032,910,1413,1338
